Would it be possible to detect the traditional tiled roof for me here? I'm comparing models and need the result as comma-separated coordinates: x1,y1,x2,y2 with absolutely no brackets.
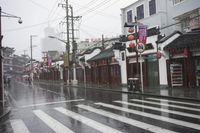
88,47,114,61
158,31,182,43
164,30,200,50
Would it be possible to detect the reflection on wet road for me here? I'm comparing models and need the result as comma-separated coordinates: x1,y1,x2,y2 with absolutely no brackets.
0,81,200,133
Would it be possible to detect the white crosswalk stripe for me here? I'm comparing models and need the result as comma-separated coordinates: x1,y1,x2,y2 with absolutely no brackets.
33,110,75,133
146,97,200,107
130,99,200,112
95,102,200,130
54,107,123,133
76,104,177,133
10,119,30,133
114,100,200,119
10,97,200,133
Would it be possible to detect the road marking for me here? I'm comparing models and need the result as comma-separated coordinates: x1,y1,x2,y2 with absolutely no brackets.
77,105,177,133
95,102,200,130
55,107,123,133
33,110,74,133
146,97,200,107
10,119,30,133
114,100,200,119
130,99,200,112
20,99,84,108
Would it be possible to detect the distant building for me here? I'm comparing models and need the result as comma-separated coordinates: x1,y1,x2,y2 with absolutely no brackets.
3,47,29,77
2,47,15,77
12,54,29,75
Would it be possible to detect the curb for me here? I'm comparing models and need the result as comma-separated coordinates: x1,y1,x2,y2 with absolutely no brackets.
0,107,11,123
34,81,200,102
69,85,200,102
0,91,12,122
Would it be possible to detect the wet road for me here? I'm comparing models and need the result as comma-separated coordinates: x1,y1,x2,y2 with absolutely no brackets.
0,81,200,133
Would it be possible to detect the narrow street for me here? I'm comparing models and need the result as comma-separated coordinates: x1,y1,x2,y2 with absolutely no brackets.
0,81,199,133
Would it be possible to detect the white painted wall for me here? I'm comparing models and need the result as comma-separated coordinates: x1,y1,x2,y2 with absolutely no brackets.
158,33,181,85
114,49,127,84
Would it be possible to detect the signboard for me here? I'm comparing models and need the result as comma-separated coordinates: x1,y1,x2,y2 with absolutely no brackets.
136,43,145,53
139,25,147,44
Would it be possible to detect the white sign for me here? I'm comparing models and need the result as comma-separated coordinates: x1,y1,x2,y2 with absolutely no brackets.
136,43,145,53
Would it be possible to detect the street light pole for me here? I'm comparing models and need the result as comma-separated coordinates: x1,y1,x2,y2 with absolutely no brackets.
0,7,22,105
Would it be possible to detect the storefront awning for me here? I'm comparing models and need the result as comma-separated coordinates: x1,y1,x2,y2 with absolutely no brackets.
164,30,200,50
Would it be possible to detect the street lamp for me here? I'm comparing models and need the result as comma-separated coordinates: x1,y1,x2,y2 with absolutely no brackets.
48,36,71,84
0,7,22,105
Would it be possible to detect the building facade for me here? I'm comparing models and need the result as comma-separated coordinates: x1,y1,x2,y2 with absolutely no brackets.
120,0,200,88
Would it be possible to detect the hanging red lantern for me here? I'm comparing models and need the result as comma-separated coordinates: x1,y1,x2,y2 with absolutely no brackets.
129,42,135,48
128,34,134,41
156,51,162,59
128,27,134,33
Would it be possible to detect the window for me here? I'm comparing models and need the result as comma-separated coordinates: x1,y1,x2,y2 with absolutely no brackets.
137,5,144,20
127,10,132,23
173,0,184,5
149,0,156,16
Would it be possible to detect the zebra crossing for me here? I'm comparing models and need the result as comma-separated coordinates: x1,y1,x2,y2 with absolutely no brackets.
9,97,200,133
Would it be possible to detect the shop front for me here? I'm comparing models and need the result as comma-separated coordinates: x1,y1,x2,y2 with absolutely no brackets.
164,30,200,88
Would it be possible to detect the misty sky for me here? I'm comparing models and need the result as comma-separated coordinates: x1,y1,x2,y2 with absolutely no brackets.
1,0,136,60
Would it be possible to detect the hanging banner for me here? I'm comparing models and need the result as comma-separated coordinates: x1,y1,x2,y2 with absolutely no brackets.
64,52,69,67
139,25,147,45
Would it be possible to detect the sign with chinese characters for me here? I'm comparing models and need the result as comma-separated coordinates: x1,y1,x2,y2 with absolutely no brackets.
139,25,147,44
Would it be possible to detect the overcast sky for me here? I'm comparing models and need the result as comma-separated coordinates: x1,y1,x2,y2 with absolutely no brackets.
1,0,136,60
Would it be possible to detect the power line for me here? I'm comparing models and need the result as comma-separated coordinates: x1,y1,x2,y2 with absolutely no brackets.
48,0,61,20
78,0,111,16
74,0,100,12
70,0,118,19
25,0,49,11
3,17,64,32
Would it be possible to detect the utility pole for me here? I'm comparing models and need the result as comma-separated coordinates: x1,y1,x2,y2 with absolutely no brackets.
30,35,37,84
59,0,71,84
30,35,37,71
0,7,4,104
59,1,81,85
70,5,78,84
66,0,71,84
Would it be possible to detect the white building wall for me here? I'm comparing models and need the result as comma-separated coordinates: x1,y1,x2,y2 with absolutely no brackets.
120,0,200,86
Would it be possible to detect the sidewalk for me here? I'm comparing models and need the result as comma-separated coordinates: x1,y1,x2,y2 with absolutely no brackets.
0,90,11,122
36,80,200,101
